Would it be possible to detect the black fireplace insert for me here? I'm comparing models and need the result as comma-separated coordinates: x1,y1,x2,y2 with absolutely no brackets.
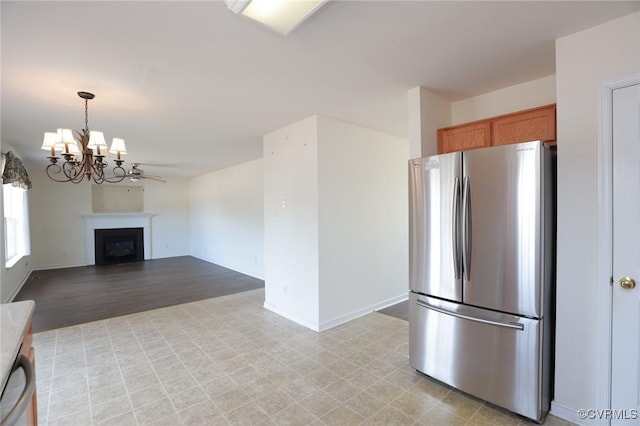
94,228,144,265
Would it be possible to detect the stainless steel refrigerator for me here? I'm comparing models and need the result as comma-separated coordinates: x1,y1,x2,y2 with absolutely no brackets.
409,140,555,422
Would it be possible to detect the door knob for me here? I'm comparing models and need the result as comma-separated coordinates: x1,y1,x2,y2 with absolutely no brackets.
619,277,636,290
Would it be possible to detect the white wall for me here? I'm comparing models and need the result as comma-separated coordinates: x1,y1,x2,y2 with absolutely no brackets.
263,115,408,331
28,167,190,270
553,11,640,423
92,185,144,213
451,75,556,124
408,87,451,158
2,254,31,302
188,159,264,279
263,116,320,329
145,178,190,259
317,116,408,328
28,166,92,269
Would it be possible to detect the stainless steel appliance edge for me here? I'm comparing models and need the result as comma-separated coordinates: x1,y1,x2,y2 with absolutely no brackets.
408,141,556,423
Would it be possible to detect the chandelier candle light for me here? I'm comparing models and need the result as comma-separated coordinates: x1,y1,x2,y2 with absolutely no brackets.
41,91,128,184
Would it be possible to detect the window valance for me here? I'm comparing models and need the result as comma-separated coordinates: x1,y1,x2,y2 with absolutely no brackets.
2,151,32,190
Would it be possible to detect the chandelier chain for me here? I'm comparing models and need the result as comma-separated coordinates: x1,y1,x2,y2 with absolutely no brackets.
84,99,89,132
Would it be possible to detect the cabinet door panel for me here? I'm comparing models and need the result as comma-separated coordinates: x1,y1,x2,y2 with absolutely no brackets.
492,105,556,146
438,121,491,154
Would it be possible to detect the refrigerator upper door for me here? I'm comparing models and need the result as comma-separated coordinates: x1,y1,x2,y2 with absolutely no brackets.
409,152,462,301
462,141,544,318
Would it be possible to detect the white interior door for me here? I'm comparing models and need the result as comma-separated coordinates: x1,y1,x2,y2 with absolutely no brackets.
611,82,640,424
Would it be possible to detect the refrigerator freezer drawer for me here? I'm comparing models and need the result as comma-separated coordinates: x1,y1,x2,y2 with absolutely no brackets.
409,293,548,422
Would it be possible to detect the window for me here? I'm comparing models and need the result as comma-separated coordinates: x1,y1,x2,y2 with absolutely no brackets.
3,184,30,267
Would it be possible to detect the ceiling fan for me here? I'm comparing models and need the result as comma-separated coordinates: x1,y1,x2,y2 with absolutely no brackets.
128,163,167,183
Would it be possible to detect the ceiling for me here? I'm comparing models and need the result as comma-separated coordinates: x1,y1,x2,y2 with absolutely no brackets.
2,1,638,179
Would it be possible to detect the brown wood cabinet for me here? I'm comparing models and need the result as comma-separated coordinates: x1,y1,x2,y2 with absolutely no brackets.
437,104,556,154
437,121,491,154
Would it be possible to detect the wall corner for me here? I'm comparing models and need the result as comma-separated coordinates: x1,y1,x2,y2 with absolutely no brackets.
408,87,451,159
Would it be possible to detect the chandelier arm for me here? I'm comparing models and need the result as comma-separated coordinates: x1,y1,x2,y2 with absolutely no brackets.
89,161,107,184
101,164,128,184
62,161,83,182
48,161,83,184
45,163,74,183
70,174,86,184
67,163,85,185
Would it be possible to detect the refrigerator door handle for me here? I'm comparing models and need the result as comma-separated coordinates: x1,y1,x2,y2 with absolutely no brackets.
415,299,524,330
462,176,472,282
452,176,462,279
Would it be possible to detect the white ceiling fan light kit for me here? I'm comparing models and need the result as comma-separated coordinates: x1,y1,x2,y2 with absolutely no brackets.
224,0,329,35
128,163,167,183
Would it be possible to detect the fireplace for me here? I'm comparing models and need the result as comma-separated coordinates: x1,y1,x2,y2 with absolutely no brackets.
83,213,152,265
94,228,144,265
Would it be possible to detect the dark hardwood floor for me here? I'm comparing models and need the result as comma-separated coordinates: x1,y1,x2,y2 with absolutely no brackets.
14,256,264,332
377,299,409,321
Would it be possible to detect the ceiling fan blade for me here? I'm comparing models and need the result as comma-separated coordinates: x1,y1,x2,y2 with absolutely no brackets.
133,162,176,168
142,175,167,183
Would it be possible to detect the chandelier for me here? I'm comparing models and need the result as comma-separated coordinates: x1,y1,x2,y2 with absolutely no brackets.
41,91,128,184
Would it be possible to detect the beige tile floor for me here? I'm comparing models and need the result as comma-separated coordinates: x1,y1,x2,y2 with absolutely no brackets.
32,288,574,425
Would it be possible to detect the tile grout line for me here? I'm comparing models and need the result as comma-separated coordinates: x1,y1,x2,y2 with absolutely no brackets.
210,298,354,424
80,327,93,423
463,403,484,425
168,305,252,422
178,307,243,417
104,319,141,426
183,301,277,423
130,310,190,424
177,306,239,423
162,299,264,421
265,295,361,422
42,330,58,426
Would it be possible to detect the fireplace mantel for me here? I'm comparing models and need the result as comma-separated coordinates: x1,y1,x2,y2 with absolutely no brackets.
83,213,153,265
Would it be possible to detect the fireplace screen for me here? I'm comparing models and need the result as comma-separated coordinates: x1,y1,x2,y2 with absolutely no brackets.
94,228,144,265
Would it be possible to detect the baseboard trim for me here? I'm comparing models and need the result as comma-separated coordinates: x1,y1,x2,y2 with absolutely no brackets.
374,293,409,311
264,293,408,333
319,293,409,331
263,302,320,332
551,401,583,425
6,268,33,303
33,261,87,271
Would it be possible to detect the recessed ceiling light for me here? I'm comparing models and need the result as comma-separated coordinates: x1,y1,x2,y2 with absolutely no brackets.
225,0,329,35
